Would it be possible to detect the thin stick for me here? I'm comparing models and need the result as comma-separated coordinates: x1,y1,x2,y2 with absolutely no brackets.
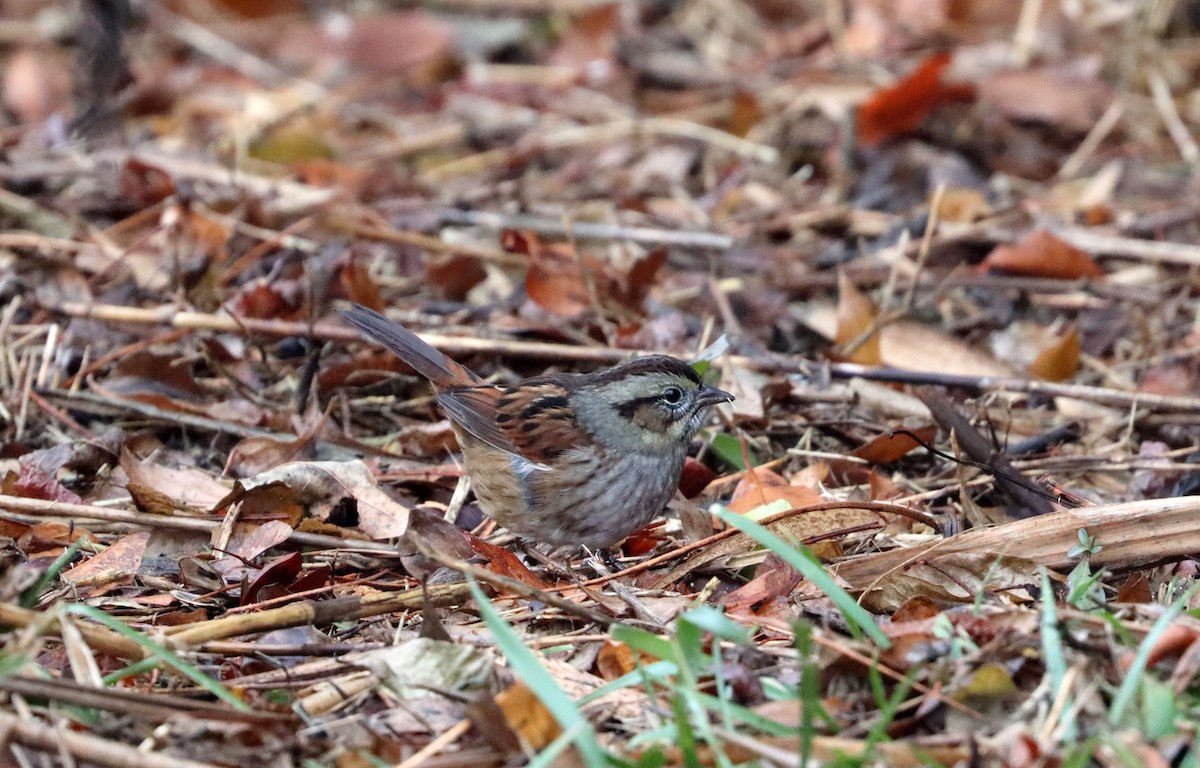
1148,69,1200,163
49,301,1200,413
438,208,733,250
394,719,473,768
0,712,219,768
1057,100,1124,179
0,494,397,553
422,117,778,181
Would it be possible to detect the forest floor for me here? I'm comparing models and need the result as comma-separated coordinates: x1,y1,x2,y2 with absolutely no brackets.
3,1,1200,766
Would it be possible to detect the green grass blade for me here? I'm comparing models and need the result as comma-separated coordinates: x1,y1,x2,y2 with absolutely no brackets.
20,535,89,608
1040,569,1067,694
466,577,609,766
716,506,891,648
61,603,249,711
1109,582,1200,726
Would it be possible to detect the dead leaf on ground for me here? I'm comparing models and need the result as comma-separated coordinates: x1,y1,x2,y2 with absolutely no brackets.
857,52,973,146
978,229,1102,279
833,271,882,366
241,460,410,539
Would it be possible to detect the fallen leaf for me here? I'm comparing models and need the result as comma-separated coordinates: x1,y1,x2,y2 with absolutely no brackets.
858,53,972,146
61,531,150,589
495,681,561,749
241,460,410,539
834,271,882,365
1028,326,1081,382
978,230,1102,279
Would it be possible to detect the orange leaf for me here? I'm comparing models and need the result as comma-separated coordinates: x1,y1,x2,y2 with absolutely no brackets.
595,640,637,680
834,271,882,366
727,468,822,515
495,682,561,749
1028,326,1080,382
852,425,937,464
858,53,968,146
978,230,1102,279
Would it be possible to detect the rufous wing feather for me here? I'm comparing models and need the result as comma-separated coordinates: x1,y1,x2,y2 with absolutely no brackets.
491,382,590,464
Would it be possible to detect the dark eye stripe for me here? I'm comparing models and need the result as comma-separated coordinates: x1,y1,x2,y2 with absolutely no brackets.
615,395,662,419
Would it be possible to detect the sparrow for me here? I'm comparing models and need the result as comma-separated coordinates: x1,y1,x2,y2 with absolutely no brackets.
342,305,733,548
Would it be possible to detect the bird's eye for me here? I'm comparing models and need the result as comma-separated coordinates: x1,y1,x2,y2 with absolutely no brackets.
661,386,684,404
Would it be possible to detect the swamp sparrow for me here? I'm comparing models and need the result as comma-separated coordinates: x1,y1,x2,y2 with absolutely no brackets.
342,305,733,548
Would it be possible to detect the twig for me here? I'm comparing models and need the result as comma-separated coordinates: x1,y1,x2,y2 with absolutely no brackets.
1053,225,1200,267
1057,100,1124,179
834,496,1200,587
149,7,325,100
1011,0,1046,66
1148,69,1200,164
438,208,733,250
0,676,291,723
422,117,779,181
49,302,1200,413
427,553,618,627
37,388,304,442
0,494,398,553
394,719,473,768
331,217,528,268
0,711,220,768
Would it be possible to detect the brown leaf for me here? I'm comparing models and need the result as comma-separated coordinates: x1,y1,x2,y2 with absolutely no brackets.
426,254,487,302
494,681,561,750
979,63,1114,134
678,457,717,498
728,90,764,138
127,482,179,516
595,640,637,681
936,187,989,223
547,3,619,73
727,468,822,516
121,449,231,509
276,11,454,77
339,254,385,310
224,520,295,562
852,425,936,465
834,271,882,366
239,461,409,539
118,158,177,207
1115,571,1152,604
3,467,82,504
241,552,303,605
723,554,802,616
1028,326,1081,382
979,230,1102,279
468,535,552,590
62,531,150,589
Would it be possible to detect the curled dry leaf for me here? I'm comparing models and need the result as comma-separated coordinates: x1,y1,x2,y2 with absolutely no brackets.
241,460,410,539
120,449,231,510
978,62,1114,135
1027,326,1081,382
61,531,150,591
978,229,1102,279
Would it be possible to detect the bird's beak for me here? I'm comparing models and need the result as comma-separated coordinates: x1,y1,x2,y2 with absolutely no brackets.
697,385,734,407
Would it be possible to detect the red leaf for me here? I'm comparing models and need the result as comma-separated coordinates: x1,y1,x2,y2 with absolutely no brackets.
978,230,1102,279
858,53,970,147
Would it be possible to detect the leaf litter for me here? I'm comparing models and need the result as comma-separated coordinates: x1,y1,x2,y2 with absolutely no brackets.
3,0,1200,765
